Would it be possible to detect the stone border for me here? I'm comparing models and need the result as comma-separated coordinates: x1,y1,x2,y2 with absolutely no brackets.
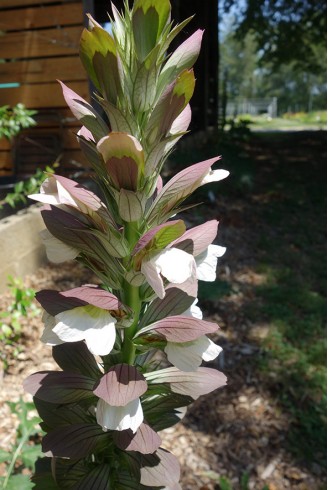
0,205,46,293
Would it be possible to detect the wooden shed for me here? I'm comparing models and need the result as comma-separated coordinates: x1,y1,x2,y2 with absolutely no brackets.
0,0,218,180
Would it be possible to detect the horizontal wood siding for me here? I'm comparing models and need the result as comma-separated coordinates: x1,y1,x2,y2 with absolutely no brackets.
0,27,83,60
0,57,85,84
1,0,76,8
0,81,89,108
0,0,89,178
0,3,83,31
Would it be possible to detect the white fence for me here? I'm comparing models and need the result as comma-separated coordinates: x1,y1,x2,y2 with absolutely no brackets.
226,98,278,118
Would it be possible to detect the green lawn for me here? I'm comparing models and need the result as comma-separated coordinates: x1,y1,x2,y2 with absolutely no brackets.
226,111,327,131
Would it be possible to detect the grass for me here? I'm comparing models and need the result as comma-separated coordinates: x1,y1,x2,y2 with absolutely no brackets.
250,152,326,464
249,267,326,464
226,111,327,131
232,130,326,467
174,128,327,469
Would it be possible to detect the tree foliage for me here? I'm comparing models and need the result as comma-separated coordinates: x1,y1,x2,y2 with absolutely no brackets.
223,0,327,73
220,29,326,114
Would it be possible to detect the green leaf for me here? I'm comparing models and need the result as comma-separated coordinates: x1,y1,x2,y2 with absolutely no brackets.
24,371,96,404
80,20,121,104
0,474,33,490
119,189,144,222
32,457,60,489
132,59,158,112
146,69,195,143
159,29,203,91
53,458,88,489
52,342,102,379
20,443,43,470
142,392,193,431
152,222,186,250
42,424,109,459
138,287,195,327
0,449,11,463
132,0,171,61
73,464,111,490
133,221,186,261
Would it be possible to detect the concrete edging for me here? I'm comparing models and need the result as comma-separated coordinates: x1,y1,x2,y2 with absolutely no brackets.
0,205,46,293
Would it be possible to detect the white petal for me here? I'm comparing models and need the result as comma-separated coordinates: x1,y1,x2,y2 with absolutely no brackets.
202,338,223,362
155,248,196,284
141,258,165,299
53,305,117,356
167,274,198,298
56,181,78,207
165,341,203,371
28,177,60,204
84,322,116,356
96,398,143,433
182,299,203,319
40,311,64,346
40,326,65,346
165,336,222,372
196,244,226,282
201,169,230,185
175,406,188,420
142,248,196,299
40,229,79,263
28,193,59,205
78,126,95,142
29,176,78,208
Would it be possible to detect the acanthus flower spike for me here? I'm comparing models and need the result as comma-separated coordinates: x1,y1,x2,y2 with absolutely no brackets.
24,1,229,487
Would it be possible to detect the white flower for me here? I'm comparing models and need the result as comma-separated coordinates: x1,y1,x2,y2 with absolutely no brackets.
96,398,143,433
41,305,117,356
29,176,77,207
164,335,222,371
201,169,230,185
40,229,79,263
196,244,226,282
141,248,197,299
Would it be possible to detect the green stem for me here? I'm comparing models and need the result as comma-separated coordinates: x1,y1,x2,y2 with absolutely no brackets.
3,432,30,488
121,221,141,364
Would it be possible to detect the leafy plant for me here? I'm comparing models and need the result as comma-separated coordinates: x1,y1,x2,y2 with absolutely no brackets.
0,104,36,141
0,276,39,342
0,163,59,209
0,398,43,489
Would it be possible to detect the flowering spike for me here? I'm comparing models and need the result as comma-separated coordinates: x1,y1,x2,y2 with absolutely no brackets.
24,1,229,487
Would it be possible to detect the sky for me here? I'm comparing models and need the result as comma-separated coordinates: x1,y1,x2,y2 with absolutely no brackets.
219,0,246,40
